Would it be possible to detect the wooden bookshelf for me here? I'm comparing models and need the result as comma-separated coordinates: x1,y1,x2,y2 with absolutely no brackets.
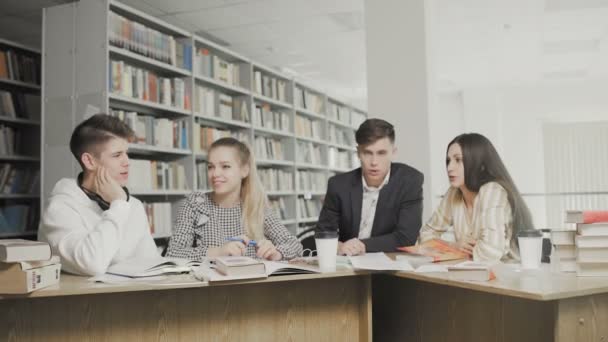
0,38,41,238
42,0,367,237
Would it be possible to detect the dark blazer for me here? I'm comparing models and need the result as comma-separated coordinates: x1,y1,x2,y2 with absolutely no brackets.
316,163,424,252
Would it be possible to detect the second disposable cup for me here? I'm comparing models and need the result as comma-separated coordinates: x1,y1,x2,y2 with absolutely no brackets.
315,231,339,272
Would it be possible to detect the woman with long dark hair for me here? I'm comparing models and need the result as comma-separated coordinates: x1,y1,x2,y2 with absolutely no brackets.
419,133,534,261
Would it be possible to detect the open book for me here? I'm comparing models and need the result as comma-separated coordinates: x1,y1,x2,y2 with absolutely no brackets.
106,257,201,278
398,239,469,262
195,257,320,282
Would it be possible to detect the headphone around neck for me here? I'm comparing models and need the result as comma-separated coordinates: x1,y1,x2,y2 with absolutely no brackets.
77,172,130,210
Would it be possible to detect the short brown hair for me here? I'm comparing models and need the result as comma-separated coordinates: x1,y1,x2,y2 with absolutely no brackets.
69,113,135,167
355,118,395,146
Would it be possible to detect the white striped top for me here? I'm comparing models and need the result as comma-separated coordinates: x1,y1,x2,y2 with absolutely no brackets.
419,182,515,262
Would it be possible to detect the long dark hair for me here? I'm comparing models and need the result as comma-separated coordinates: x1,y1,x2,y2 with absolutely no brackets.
447,133,534,251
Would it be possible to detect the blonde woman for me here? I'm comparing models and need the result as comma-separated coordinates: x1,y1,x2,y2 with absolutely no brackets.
167,137,302,261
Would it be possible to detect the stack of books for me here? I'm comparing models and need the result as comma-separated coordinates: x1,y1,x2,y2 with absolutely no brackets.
564,210,608,276
0,239,61,294
549,229,576,272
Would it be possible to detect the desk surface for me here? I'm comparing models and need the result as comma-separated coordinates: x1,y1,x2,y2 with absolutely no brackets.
0,266,370,300
3,259,608,302
391,263,608,301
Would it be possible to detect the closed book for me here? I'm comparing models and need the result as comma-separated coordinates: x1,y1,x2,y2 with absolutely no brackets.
575,235,608,249
576,223,608,236
0,256,61,294
566,210,608,224
447,261,495,281
0,239,51,262
552,244,576,259
214,256,265,276
577,247,608,263
550,229,575,245
577,262,608,277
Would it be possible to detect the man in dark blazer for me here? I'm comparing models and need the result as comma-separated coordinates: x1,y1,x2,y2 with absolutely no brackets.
316,118,423,255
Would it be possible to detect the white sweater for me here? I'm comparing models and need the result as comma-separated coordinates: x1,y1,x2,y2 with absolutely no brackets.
38,178,158,276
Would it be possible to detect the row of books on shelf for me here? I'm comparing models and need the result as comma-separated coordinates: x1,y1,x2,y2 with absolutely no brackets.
328,124,354,146
193,126,249,153
327,102,350,122
109,11,192,70
193,84,249,122
0,125,24,156
298,170,326,192
295,115,323,140
295,87,324,114
253,71,288,102
0,204,39,234
298,198,322,220
551,210,608,276
127,159,187,192
110,60,191,109
0,91,40,120
253,104,290,132
194,47,244,87
111,110,188,149
352,111,366,129
0,49,39,84
328,148,357,170
254,136,285,161
143,201,173,237
0,165,39,195
269,198,288,221
196,162,208,190
297,141,323,165
259,168,293,192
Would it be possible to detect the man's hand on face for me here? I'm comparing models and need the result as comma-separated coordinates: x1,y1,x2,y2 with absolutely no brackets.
94,166,127,203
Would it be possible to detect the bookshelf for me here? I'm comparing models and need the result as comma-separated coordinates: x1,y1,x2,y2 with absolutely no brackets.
42,0,366,237
0,38,41,239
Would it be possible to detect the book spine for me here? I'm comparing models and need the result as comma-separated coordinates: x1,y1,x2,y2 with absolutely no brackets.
26,263,61,293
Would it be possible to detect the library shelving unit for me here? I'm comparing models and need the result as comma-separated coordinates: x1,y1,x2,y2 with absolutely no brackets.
0,38,41,239
42,0,367,238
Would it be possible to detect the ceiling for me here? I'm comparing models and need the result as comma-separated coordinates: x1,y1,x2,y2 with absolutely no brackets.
434,0,608,90
2,0,608,107
0,0,368,108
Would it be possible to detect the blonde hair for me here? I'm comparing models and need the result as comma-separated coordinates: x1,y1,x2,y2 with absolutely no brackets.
209,137,267,240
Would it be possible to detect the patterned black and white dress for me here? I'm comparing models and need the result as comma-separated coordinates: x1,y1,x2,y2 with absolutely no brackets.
166,191,303,261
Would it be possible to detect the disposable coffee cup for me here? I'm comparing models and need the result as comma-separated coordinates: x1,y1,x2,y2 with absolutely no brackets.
518,230,543,270
315,231,339,273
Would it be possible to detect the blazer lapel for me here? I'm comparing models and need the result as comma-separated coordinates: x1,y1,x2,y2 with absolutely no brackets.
350,173,363,237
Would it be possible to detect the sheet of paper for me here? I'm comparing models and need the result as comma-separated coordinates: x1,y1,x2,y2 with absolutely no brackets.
349,253,414,271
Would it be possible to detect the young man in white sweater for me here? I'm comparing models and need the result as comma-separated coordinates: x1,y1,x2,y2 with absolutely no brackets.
39,114,158,276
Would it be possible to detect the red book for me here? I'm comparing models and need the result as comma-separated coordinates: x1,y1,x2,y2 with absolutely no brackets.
398,239,469,262
566,210,608,224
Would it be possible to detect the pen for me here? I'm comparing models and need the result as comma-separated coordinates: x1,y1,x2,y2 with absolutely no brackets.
226,237,257,247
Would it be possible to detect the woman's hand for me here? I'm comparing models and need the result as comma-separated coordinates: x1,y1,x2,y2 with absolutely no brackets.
256,239,282,261
208,240,247,257
457,236,476,256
